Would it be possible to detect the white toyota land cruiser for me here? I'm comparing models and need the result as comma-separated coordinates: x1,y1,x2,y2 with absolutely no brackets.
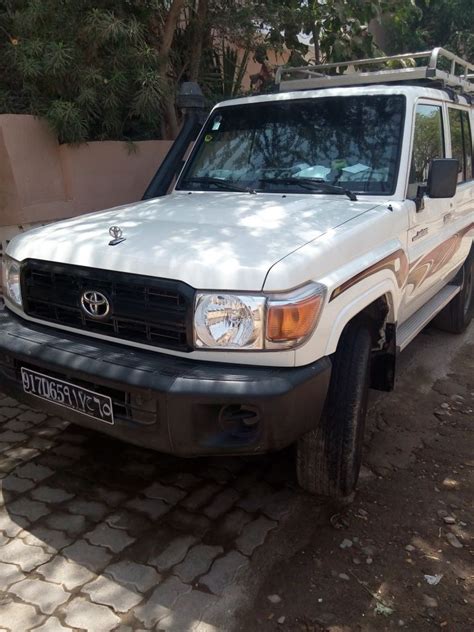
1,49,473,499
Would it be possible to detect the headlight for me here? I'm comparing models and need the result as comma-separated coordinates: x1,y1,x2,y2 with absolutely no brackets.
2,255,22,307
194,283,326,350
194,294,265,349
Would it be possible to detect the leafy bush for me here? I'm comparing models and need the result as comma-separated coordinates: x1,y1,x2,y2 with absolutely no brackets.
2,0,468,144
0,0,165,143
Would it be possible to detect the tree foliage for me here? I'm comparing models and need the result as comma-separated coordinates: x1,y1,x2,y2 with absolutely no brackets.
381,0,474,62
0,0,470,144
258,0,388,64
0,0,263,141
0,0,169,142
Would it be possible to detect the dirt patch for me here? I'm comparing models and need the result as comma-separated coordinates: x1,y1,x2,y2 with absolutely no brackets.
236,328,474,631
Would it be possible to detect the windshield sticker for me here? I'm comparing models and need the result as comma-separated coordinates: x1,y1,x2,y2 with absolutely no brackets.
343,163,370,174
211,117,222,131
204,134,214,143
295,165,331,179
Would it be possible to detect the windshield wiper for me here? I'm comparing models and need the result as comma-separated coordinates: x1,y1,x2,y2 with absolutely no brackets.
182,176,256,194
260,177,357,201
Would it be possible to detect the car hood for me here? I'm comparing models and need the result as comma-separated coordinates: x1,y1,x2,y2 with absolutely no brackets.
9,192,379,290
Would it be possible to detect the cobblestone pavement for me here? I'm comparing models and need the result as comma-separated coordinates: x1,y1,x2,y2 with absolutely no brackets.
1,310,471,632
0,389,303,631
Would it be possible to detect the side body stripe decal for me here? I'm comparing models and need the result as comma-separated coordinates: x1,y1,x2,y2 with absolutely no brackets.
329,223,474,303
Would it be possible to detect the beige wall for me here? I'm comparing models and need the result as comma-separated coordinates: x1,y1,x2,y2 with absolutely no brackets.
59,140,172,216
0,114,172,229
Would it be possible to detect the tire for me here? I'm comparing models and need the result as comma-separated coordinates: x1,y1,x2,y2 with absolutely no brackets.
433,253,474,334
296,319,372,499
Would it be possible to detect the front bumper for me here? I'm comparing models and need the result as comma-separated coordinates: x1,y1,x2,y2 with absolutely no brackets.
0,307,331,456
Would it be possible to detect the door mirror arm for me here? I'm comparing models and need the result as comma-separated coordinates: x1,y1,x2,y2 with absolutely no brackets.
415,185,427,212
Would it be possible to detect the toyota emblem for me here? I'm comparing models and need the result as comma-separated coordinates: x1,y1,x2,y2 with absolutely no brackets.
80,290,111,320
109,226,123,240
108,225,126,246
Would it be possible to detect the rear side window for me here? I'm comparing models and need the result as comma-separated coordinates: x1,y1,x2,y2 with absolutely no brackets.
408,104,444,198
448,108,473,182
462,111,473,179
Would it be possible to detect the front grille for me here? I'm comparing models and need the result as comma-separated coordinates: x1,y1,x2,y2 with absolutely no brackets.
21,260,194,352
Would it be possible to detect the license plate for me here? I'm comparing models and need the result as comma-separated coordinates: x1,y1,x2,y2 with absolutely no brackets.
21,367,114,425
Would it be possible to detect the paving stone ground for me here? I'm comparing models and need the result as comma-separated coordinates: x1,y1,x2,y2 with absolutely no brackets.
3,297,468,631
0,389,298,631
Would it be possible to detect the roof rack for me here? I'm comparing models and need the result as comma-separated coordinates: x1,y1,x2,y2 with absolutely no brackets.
276,48,474,95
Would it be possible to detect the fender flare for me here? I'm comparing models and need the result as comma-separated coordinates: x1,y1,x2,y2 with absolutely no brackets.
324,279,398,356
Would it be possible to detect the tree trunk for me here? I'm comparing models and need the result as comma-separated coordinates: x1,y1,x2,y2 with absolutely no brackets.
162,94,179,139
161,0,185,60
159,0,185,138
309,0,321,64
189,0,209,81
313,23,321,64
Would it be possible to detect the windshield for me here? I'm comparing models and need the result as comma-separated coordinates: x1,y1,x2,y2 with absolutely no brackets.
177,95,405,195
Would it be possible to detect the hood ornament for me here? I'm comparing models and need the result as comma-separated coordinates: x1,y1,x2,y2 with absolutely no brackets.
108,225,126,246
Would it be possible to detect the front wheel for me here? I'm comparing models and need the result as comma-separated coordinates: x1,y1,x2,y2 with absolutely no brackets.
297,319,372,499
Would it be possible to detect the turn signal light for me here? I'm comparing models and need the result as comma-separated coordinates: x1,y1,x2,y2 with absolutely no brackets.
267,293,324,342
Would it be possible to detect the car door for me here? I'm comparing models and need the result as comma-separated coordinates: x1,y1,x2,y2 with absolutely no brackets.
446,105,474,254
400,100,456,321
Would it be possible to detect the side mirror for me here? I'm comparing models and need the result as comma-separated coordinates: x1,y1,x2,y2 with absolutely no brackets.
427,158,459,198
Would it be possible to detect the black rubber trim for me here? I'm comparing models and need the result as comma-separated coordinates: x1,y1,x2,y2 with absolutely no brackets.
0,307,331,456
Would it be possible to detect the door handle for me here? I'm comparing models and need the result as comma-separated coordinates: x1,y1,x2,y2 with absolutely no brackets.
443,212,453,224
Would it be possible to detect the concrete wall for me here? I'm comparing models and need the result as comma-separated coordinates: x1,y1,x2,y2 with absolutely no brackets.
0,114,172,229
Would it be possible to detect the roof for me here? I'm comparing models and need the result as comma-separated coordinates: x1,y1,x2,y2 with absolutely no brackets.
216,84,472,110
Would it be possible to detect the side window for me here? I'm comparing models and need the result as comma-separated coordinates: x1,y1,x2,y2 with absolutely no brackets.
408,104,444,198
448,108,465,182
448,108,473,182
461,110,473,180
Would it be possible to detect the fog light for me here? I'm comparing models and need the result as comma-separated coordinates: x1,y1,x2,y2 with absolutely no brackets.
219,404,260,439
130,393,156,425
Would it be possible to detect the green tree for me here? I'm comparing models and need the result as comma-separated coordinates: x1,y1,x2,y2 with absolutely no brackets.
261,0,387,64
0,0,260,141
418,0,474,61
0,0,170,142
0,0,419,143
381,0,474,62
